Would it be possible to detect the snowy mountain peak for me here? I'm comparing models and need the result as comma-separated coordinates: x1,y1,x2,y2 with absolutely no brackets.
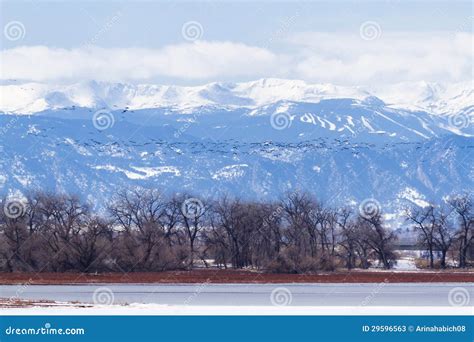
0,79,471,115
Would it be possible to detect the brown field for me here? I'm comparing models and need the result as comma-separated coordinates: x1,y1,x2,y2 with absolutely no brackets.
0,269,473,284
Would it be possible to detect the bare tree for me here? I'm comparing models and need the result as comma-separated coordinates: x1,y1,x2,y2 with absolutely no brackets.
358,212,397,269
0,199,30,271
68,216,113,272
448,195,473,268
432,208,456,268
337,208,358,269
282,193,319,261
108,189,182,271
177,195,209,268
405,205,437,268
34,192,89,271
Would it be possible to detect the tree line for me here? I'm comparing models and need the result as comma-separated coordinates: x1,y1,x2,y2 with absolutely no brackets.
0,189,472,273
404,195,473,269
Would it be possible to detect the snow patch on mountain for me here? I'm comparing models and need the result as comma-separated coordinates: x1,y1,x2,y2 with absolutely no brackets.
398,187,430,208
212,164,248,180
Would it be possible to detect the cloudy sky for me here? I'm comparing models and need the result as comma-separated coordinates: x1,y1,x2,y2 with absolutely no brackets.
0,0,472,86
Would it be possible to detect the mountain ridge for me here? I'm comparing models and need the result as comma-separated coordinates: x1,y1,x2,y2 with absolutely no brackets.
0,80,472,229
1,78,472,116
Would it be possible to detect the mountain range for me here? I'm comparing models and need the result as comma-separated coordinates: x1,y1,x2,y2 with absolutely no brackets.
0,78,472,229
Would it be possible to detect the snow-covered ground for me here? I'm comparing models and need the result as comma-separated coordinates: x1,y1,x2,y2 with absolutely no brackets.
1,304,471,316
393,257,417,270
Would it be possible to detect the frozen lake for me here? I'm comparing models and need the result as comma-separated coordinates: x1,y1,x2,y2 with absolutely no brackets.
1,283,472,306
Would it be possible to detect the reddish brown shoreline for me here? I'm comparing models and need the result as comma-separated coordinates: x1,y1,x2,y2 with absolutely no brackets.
0,270,473,284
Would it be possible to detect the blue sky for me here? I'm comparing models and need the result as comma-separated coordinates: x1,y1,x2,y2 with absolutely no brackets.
1,1,472,48
1,1,472,85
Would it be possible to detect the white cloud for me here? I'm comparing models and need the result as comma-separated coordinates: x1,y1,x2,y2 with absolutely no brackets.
0,32,472,85
0,42,278,82
289,32,473,85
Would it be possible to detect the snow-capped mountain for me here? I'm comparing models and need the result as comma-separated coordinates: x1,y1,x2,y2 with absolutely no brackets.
0,79,472,226
1,78,472,115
